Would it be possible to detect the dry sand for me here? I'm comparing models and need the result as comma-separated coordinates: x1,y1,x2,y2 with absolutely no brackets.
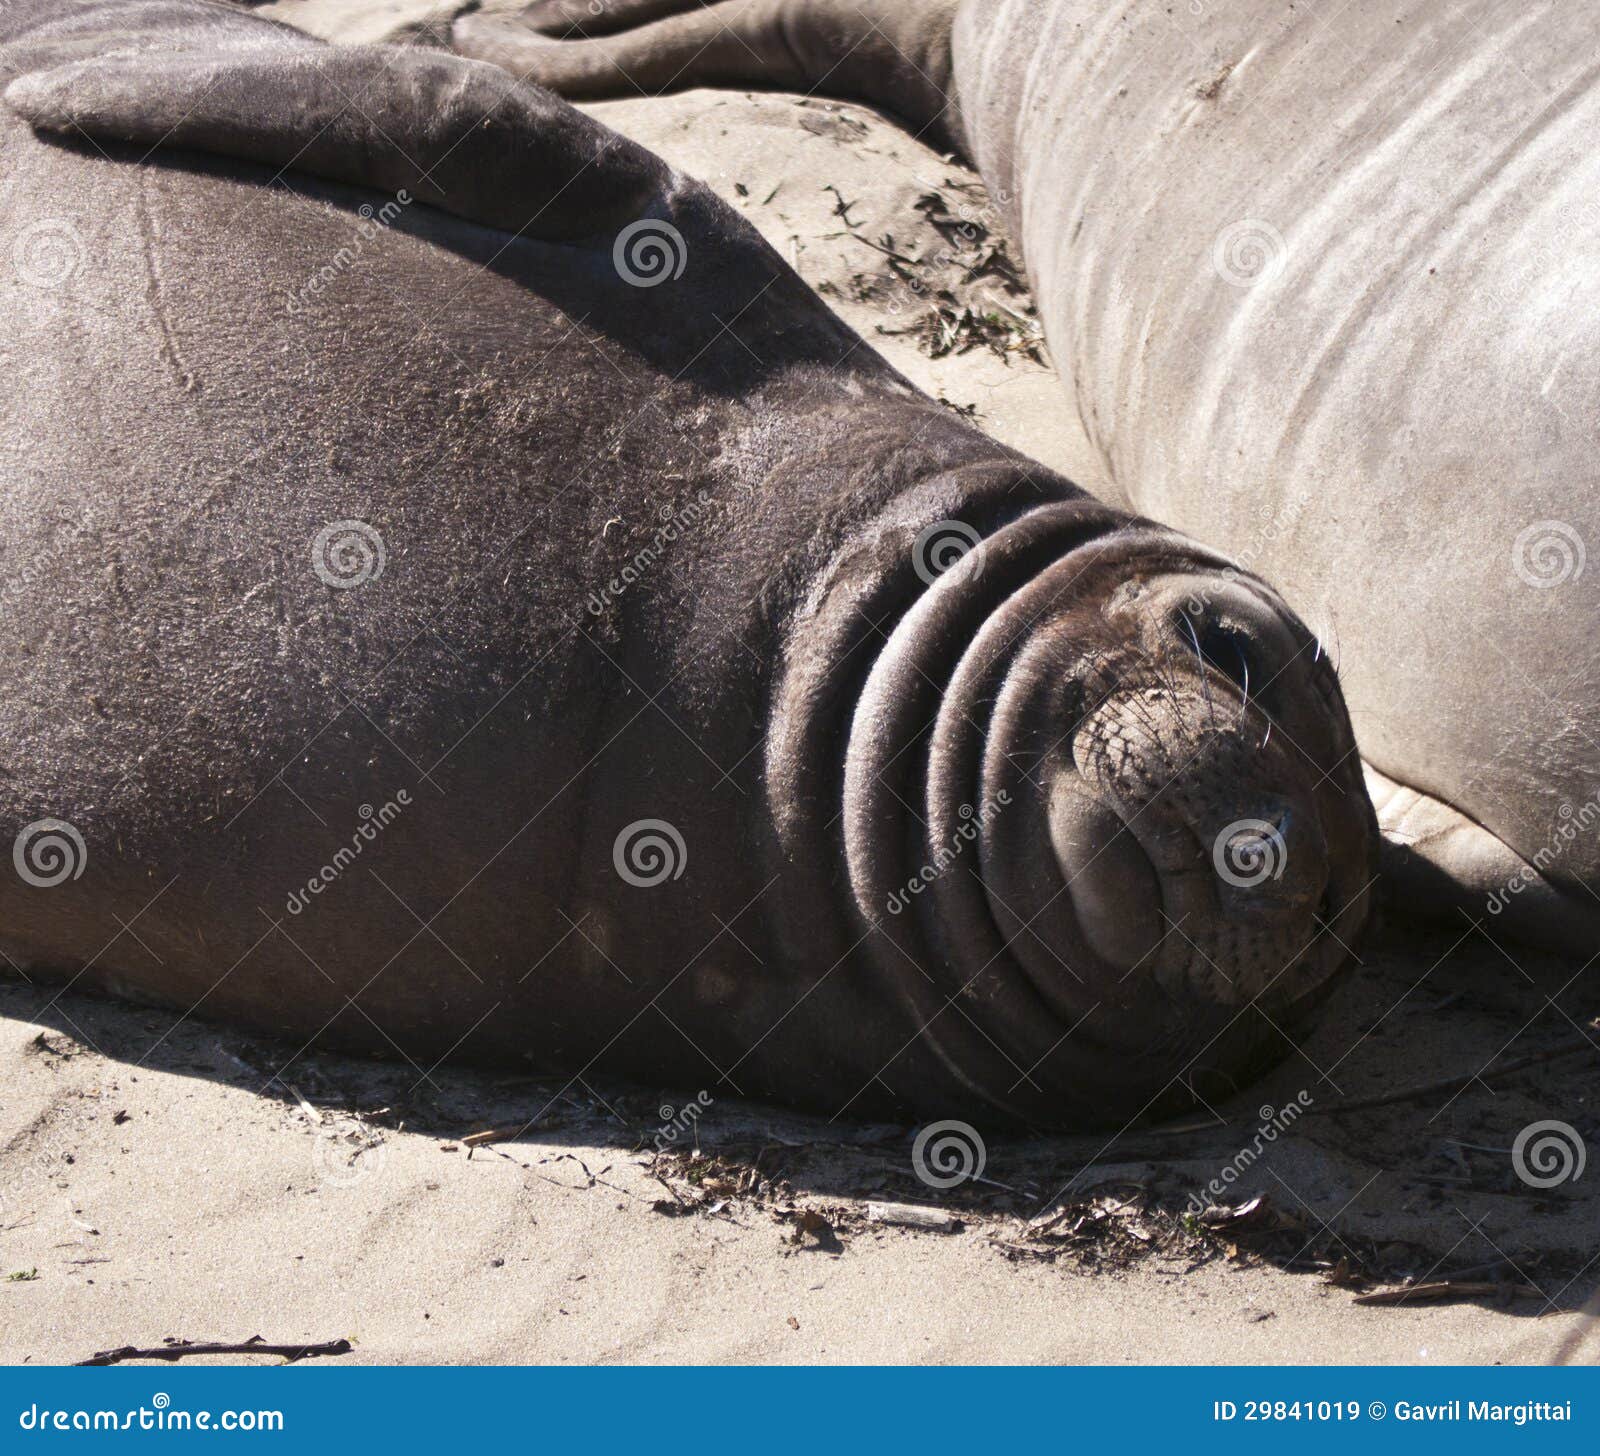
2,924,1596,1365
1,2,1596,1366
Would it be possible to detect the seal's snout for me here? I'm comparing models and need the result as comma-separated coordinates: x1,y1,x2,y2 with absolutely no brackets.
814,507,1378,1126
1051,692,1341,973
1065,675,1353,993
1032,558,1377,1018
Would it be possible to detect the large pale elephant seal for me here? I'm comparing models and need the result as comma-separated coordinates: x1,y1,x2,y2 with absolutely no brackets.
444,0,1600,953
0,0,1375,1129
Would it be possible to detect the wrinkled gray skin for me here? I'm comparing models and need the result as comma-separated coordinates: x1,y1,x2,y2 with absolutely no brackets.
449,0,1600,952
0,0,1376,1129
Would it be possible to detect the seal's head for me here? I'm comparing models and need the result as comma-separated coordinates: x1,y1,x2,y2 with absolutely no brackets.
771,490,1376,1127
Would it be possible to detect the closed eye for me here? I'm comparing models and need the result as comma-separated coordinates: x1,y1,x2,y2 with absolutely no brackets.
1177,610,1253,694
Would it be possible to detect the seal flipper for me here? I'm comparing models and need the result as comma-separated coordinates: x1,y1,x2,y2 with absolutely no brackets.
2,42,670,242
514,0,714,41
451,0,962,152
1364,763,1600,954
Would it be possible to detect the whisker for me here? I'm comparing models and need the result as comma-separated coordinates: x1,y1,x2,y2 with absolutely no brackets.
1178,611,1217,731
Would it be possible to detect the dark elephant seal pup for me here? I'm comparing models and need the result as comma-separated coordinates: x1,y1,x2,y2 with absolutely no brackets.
449,0,1600,953
0,0,1373,1128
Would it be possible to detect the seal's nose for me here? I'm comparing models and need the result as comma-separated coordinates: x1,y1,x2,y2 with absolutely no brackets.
1049,774,1164,969
1210,801,1329,915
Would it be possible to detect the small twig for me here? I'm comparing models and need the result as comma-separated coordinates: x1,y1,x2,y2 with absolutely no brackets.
988,1239,1059,1261
1402,1175,1541,1199
1354,1282,1542,1308
848,233,919,266
78,1338,352,1367
651,1172,690,1208
866,1201,962,1232
1135,1113,1232,1137
463,1124,529,1153
822,184,860,227
1308,1021,1600,1118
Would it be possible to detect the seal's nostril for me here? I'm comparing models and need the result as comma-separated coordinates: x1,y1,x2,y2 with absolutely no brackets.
1211,801,1329,913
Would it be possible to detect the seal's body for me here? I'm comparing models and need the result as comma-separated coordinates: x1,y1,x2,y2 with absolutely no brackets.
0,0,1373,1127
451,0,1600,950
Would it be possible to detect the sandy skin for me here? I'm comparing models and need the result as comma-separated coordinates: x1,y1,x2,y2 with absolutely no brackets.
0,0,1373,1129
447,0,1600,952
